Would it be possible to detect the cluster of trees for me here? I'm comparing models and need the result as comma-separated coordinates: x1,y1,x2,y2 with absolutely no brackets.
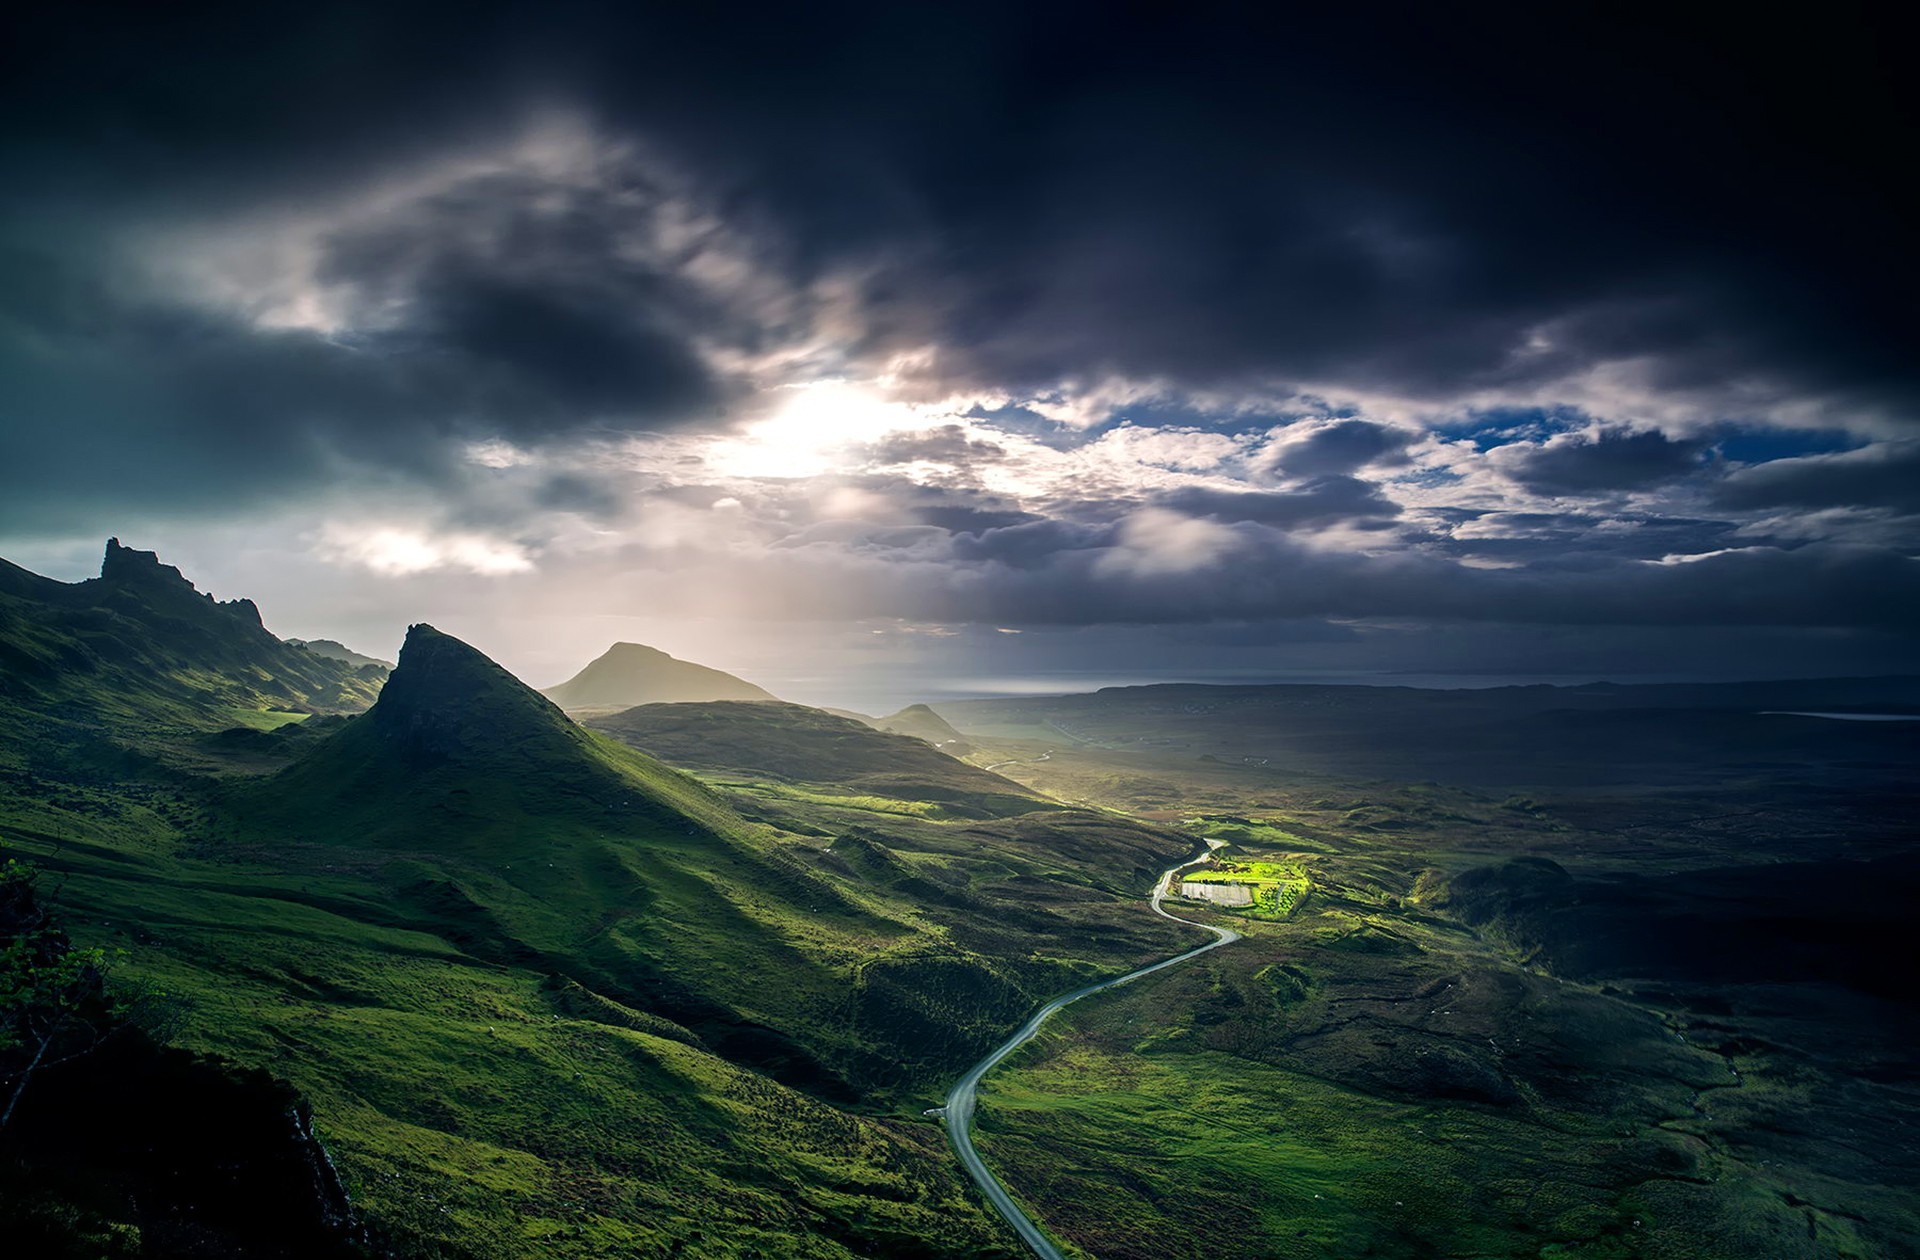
1253,882,1306,917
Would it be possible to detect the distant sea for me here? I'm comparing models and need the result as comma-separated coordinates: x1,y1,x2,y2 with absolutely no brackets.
1761,711,1920,722
770,669,1745,717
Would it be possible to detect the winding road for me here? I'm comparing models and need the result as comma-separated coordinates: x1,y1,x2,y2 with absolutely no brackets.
982,750,1054,773
936,851,1240,1259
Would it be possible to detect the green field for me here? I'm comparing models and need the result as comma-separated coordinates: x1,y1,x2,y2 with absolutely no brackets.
1177,859,1311,918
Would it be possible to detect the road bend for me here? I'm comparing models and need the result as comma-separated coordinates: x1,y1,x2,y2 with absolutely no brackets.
937,851,1239,1259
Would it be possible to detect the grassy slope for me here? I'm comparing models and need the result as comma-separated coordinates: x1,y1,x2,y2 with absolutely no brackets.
586,701,1047,821
975,873,1914,1259
0,620,1199,1258
0,545,385,750
869,705,973,757
1,784,1012,1259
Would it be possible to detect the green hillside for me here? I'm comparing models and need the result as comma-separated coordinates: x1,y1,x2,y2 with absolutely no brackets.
3,608,1196,1257
290,638,393,671
542,642,775,712
587,701,1034,820
0,540,386,754
871,704,973,757
230,631,1188,1099
221,627,896,1093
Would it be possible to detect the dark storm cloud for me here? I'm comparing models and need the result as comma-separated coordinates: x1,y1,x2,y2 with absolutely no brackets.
311,166,759,417
532,474,626,520
581,7,1911,426
1259,420,1416,478
1160,477,1401,528
1495,428,1714,495
8,3,1915,423
0,299,451,530
1713,442,1920,512
405,272,717,417
0,282,723,532
2,0,1915,670
0,144,756,528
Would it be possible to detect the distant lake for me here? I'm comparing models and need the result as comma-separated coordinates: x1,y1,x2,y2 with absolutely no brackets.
1761,711,1920,722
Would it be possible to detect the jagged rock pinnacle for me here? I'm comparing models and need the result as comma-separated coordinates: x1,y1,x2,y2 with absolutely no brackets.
101,538,194,588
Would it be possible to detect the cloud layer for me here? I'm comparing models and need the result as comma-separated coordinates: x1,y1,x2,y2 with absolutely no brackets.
1,3,1913,684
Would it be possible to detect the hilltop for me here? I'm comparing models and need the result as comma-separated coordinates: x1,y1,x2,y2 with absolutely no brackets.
288,637,391,671
231,623,741,849
542,641,775,712
871,702,973,755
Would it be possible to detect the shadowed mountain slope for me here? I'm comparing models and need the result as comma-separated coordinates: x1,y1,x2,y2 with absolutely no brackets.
10,613,1066,1257
225,629,1186,1102
0,540,385,745
588,700,1038,819
542,641,774,712
4,593,1197,1257
287,638,391,671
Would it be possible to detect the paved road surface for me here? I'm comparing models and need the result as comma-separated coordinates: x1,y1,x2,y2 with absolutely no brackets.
937,852,1239,1259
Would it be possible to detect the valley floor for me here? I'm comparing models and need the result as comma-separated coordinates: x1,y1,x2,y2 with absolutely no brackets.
941,736,1920,1260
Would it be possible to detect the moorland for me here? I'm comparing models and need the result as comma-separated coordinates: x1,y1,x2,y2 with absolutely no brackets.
2,540,1914,1259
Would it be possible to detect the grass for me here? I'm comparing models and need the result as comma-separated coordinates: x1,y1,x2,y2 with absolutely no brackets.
17,550,1910,1257
217,707,311,731
970,896,1843,1259
1184,815,1318,850
947,750,1920,1260
0,777,1021,1259
0,621,1198,1257
1176,860,1311,918
722,781,955,820
587,701,1059,822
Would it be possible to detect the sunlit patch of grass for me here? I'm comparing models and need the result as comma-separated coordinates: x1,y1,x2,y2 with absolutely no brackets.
723,781,955,820
1176,859,1311,918
216,707,311,731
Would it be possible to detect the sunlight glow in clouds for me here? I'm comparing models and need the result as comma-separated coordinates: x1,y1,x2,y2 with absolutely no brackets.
319,524,534,576
707,382,929,478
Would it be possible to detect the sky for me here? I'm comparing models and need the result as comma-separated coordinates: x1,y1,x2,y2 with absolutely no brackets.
2,3,1915,709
